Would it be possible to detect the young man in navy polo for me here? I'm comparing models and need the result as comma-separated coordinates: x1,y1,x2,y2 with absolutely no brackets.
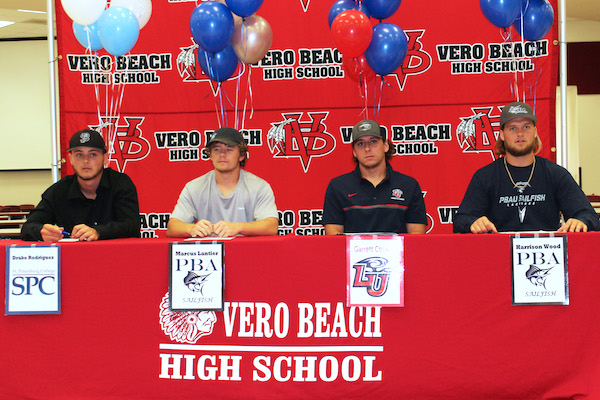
322,120,427,234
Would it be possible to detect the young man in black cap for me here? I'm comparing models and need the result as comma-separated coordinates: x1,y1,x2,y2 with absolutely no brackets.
166,127,278,238
322,120,427,234
453,101,600,233
21,129,141,241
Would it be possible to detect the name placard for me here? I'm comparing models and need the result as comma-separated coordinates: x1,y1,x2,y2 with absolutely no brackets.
511,235,568,305
169,242,224,311
347,236,404,307
5,245,61,315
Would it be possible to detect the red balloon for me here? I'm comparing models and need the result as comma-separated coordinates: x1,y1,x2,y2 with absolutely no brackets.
331,10,372,58
343,54,375,83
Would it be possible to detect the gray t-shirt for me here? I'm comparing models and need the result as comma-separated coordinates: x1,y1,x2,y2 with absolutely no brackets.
171,169,277,224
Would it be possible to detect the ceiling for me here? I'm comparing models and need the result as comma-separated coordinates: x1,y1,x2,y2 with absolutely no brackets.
0,0,599,40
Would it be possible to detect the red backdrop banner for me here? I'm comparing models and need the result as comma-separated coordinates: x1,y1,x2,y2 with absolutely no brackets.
54,0,559,236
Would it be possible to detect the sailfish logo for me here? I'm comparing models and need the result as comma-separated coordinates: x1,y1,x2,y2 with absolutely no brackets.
525,264,553,289
518,206,527,223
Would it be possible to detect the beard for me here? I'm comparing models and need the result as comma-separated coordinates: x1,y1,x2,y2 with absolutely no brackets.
76,167,104,181
504,139,536,157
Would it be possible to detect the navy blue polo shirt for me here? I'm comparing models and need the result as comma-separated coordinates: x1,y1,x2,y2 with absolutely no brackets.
322,164,427,233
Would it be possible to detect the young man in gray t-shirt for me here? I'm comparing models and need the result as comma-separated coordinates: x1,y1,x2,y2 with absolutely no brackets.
166,127,278,238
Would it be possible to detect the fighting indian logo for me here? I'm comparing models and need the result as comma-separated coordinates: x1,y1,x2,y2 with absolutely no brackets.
159,292,217,344
267,112,336,172
352,257,392,297
456,106,501,160
91,116,151,172
176,39,246,95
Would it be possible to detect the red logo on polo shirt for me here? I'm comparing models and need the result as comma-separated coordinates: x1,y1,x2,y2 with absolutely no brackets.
391,189,404,201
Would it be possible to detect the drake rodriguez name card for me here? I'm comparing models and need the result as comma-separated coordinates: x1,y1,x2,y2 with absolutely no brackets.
169,242,224,311
511,235,568,305
5,245,61,315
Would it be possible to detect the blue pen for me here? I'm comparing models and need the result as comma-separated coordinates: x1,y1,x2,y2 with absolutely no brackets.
61,230,70,236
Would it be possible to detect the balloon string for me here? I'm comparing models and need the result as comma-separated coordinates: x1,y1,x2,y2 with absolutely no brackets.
242,66,254,131
372,75,378,120
234,21,250,130
213,88,223,128
83,26,103,133
235,64,241,131
204,51,224,127
218,83,227,127
361,75,369,120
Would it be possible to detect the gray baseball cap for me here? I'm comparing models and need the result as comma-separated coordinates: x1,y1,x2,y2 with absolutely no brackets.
207,127,244,146
500,102,538,128
351,120,385,141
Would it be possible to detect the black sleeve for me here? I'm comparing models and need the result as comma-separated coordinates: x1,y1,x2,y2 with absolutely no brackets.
20,193,57,241
95,174,141,239
554,167,600,231
321,180,344,226
405,180,428,225
453,173,491,233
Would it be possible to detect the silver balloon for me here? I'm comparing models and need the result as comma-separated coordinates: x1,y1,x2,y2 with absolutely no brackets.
232,15,272,64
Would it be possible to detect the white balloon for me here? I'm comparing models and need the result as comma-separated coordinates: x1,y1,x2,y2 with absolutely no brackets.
110,0,152,29
61,0,107,26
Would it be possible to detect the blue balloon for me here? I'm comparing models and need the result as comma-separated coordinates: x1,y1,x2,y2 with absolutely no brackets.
73,21,103,51
225,0,263,18
479,0,521,28
198,44,239,82
363,0,400,20
328,0,371,28
365,23,408,76
514,0,554,41
190,2,234,54
97,7,140,57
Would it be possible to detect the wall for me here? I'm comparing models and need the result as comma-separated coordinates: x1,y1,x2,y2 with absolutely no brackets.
0,38,58,206
577,95,600,194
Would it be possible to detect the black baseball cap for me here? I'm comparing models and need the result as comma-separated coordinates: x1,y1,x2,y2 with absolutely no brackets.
352,120,385,141
500,102,538,128
207,127,244,146
67,129,107,152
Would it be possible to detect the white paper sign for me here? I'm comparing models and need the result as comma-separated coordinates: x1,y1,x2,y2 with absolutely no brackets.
511,235,568,305
169,242,224,311
347,236,404,307
5,245,61,315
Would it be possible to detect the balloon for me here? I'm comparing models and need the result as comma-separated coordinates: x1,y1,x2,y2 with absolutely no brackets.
198,44,239,82
479,0,521,28
362,0,400,20
232,15,272,64
365,23,408,76
110,0,152,29
225,0,263,18
190,2,234,54
216,0,243,25
514,0,554,41
73,21,103,51
343,54,376,83
61,0,107,26
331,10,373,58
97,7,140,56
328,0,371,28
